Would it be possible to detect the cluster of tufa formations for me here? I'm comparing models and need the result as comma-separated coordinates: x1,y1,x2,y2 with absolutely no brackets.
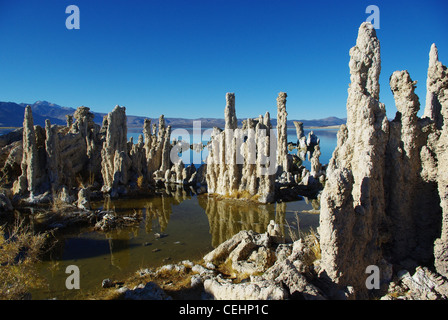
0,105,207,207
205,91,324,204
0,85,324,210
318,22,448,298
0,22,447,300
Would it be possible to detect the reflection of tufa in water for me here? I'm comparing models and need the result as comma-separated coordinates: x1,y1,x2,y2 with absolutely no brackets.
28,184,318,299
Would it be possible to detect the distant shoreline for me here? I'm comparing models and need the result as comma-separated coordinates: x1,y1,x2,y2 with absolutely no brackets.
304,125,341,130
0,125,343,132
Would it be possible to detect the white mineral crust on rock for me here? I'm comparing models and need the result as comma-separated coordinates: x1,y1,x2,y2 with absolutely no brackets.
100,106,130,194
205,93,276,203
319,23,448,297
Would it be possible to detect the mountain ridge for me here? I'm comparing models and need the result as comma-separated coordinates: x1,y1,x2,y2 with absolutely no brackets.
0,101,346,129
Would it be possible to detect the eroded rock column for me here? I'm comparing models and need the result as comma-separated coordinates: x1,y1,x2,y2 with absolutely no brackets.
101,105,131,194
427,44,448,278
143,115,172,183
276,92,289,173
319,22,389,296
205,93,276,203
385,70,427,262
13,106,39,197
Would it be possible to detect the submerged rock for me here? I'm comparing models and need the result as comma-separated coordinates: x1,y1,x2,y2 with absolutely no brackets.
93,211,142,231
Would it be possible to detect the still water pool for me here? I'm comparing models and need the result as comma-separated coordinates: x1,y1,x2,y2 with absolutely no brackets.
31,190,320,300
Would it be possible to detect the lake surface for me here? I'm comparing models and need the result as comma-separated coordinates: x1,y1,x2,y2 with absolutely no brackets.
32,192,321,299
128,127,339,170
28,127,337,299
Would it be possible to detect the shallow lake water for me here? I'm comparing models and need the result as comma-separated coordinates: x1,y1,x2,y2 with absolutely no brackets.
31,190,320,300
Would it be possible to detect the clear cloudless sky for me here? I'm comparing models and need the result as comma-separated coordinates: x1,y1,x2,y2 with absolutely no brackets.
0,0,447,120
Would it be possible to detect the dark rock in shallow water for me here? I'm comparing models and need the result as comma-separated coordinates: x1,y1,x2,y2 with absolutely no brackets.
154,232,168,239
102,278,114,288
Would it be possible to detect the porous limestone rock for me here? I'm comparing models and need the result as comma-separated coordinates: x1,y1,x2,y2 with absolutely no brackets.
77,187,91,210
293,121,305,142
266,219,283,243
263,258,325,300
71,106,96,138
200,226,325,300
205,93,276,203
224,92,237,130
319,22,448,297
143,115,172,184
101,106,131,194
319,22,390,297
382,266,448,300
424,44,445,129
384,70,441,264
45,119,62,192
310,145,322,178
276,92,289,173
426,44,448,278
49,106,99,192
72,106,102,178
13,106,41,198
0,141,22,185
122,282,172,300
18,106,101,199
205,91,321,203
386,47,448,278
306,131,320,149
203,230,271,267
65,114,73,128
203,277,288,300
129,135,146,184
6,103,198,206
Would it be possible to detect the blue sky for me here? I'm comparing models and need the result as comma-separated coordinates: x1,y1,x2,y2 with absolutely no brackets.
0,0,447,120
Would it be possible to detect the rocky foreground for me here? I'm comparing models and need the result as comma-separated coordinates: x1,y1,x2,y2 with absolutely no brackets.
100,223,448,300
